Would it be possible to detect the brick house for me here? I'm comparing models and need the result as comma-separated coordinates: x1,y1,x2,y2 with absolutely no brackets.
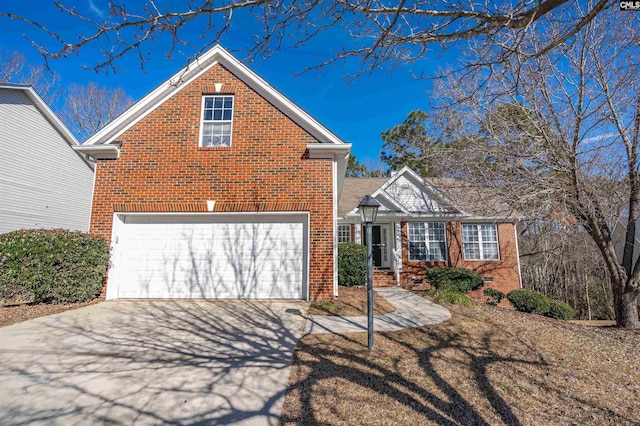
338,166,522,298
76,45,521,302
76,45,350,301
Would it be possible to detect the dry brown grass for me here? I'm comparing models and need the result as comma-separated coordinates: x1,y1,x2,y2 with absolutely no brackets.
281,302,640,425
0,300,99,328
308,286,396,316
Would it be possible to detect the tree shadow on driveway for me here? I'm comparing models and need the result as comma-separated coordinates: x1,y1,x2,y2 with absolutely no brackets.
0,299,307,425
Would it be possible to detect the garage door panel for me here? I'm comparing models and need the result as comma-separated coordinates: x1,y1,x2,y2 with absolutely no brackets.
111,214,306,299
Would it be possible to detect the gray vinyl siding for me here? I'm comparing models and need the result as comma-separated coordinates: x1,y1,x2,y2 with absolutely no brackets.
0,89,94,234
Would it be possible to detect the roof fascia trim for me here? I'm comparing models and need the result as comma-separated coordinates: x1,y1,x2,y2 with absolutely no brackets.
73,144,120,159
85,45,347,146
382,166,469,216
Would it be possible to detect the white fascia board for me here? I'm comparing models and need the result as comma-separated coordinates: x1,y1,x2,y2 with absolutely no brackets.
458,216,520,222
382,166,469,216
225,55,346,146
306,143,351,158
373,191,411,215
370,174,411,214
343,210,467,220
73,145,120,159
85,45,347,146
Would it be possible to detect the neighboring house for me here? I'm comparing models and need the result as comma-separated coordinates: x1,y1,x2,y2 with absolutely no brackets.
0,83,94,234
338,166,523,297
75,45,350,301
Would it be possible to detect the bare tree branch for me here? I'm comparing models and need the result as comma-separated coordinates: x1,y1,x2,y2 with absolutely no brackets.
59,82,134,141
0,0,617,75
431,6,640,327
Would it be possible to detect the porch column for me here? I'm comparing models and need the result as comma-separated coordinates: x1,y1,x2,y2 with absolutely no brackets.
394,221,402,286
355,223,362,244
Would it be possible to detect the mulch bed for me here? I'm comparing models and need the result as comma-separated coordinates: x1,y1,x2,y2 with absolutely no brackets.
308,286,396,316
0,300,99,328
281,300,640,425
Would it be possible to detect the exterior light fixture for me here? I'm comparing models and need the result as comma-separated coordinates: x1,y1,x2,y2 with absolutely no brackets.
358,194,381,350
359,195,380,224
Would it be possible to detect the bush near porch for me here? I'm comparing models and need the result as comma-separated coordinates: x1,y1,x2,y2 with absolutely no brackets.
425,267,484,293
423,267,484,307
0,229,109,305
337,242,367,287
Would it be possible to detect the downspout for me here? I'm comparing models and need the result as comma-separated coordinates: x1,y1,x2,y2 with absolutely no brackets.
514,222,523,288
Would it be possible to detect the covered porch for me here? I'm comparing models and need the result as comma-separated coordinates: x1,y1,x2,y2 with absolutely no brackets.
339,220,403,286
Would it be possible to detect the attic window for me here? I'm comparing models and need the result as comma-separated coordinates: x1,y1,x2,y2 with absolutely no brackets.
399,185,413,197
200,95,233,147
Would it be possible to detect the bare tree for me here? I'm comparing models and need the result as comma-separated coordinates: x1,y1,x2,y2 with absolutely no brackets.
432,7,640,327
0,47,58,102
60,83,133,141
519,217,614,320
1,1,613,74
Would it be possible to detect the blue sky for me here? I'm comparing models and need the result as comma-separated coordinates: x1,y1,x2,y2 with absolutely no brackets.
1,1,452,169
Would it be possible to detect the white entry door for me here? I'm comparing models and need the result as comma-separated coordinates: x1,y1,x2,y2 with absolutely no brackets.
108,213,307,299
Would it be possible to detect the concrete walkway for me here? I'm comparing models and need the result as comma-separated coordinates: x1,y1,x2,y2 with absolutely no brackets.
304,287,451,334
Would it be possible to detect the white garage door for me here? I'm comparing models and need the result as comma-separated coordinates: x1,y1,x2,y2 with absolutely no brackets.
108,213,307,299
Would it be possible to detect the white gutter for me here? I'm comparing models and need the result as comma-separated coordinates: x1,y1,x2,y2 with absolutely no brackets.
73,145,120,160
306,143,351,157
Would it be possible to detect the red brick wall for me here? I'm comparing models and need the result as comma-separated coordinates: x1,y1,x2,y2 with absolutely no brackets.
400,221,521,299
90,63,335,301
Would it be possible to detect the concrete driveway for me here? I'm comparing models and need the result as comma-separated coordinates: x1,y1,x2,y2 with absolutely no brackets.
0,299,308,425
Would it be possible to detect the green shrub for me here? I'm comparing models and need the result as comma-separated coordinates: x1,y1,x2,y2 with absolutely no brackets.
545,299,576,321
484,288,506,305
337,242,367,287
426,267,483,293
434,291,475,307
0,229,109,304
507,289,551,315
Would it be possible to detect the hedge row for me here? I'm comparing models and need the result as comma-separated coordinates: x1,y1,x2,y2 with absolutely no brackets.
0,229,109,304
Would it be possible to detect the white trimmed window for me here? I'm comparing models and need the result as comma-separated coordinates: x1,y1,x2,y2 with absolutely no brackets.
408,222,446,261
462,224,499,260
337,224,351,243
200,95,234,147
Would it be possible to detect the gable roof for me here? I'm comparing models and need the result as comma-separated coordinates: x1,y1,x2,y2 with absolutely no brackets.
338,178,387,217
84,45,346,146
338,166,520,220
0,83,80,148
373,166,464,215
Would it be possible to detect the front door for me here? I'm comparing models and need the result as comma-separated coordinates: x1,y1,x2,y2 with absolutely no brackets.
362,225,383,267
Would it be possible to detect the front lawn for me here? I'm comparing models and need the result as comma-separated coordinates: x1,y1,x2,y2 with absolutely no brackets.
282,301,640,425
308,286,396,316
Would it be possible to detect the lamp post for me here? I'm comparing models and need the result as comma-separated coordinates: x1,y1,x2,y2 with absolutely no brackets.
358,195,381,350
